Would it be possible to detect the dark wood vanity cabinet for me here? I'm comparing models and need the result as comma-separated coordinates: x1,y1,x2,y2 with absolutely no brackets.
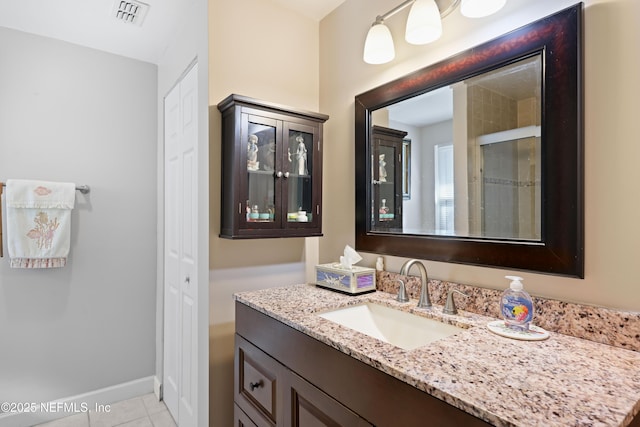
234,334,369,426
218,95,328,239
235,302,492,427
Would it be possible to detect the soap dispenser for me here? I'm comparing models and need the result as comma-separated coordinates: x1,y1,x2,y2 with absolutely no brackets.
500,276,534,331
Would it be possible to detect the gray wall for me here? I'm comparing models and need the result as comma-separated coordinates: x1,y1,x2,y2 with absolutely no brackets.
0,27,158,404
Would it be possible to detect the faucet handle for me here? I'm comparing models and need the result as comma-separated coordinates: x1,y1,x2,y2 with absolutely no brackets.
396,279,409,303
443,289,467,315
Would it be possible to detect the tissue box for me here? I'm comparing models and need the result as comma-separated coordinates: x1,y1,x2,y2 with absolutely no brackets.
315,263,376,295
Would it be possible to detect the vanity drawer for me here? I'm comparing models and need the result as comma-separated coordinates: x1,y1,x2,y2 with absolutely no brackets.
235,403,258,427
235,335,283,426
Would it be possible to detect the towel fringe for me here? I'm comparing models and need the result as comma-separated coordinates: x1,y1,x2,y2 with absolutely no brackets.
6,202,75,209
10,257,67,269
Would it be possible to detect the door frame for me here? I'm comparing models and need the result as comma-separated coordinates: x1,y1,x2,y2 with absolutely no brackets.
157,56,209,426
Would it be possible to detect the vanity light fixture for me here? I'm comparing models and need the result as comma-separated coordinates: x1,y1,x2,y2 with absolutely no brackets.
363,0,507,64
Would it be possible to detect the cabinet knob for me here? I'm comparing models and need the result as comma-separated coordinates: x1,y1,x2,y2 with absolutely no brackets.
249,380,264,391
275,171,283,178
283,172,290,179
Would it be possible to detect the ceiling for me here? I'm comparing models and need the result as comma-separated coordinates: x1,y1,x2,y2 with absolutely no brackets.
387,86,454,128
0,0,346,64
386,55,541,128
272,0,346,21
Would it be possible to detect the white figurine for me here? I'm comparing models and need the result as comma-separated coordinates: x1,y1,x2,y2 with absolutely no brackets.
379,154,387,182
295,135,308,175
247,134,259,171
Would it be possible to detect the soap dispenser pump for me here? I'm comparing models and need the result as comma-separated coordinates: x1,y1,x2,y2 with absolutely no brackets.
500,276,534,331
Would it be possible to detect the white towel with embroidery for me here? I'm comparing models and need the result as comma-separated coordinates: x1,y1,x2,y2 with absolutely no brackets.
5,179,76,268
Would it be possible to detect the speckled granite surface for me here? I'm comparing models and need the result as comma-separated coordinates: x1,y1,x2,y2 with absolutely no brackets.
234,284,640,427
378,271,640,352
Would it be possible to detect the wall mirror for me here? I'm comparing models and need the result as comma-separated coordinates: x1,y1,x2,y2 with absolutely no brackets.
355,4,583,277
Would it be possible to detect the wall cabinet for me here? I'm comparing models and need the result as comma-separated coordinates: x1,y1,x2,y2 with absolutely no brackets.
218,95,329,239
235,302,491,427
371,126,406,231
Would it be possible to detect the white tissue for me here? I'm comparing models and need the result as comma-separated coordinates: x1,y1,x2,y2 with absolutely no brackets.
339,245,362,270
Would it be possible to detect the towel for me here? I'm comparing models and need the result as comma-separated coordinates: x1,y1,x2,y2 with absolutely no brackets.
5,179,76,268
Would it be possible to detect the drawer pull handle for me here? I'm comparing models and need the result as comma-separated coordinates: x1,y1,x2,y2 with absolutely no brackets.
249,380,264,391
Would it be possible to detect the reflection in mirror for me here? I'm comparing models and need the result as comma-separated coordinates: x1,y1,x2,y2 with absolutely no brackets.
371,54,542,240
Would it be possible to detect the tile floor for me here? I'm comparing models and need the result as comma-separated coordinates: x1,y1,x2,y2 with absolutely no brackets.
33,394,176,427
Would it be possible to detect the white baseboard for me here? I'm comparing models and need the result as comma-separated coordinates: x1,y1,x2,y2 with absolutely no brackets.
0,376,154,427
153,376,162,400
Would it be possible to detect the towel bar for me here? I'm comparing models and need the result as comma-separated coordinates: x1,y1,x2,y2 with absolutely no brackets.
1,183,90,194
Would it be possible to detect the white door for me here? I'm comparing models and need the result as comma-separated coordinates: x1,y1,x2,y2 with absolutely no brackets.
164,63,198,427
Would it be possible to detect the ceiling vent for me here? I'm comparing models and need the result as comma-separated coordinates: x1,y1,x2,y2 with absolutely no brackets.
112,0,150,26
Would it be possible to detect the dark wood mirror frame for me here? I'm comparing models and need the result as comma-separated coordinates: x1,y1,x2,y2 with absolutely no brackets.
355,4,583,278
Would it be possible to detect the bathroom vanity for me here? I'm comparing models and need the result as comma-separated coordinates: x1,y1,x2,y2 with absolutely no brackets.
234,302,488,426
234,284,640,427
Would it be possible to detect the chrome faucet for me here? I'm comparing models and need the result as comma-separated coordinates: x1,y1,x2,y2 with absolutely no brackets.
443,289,468,315
395,279,409,303
399,259,432,308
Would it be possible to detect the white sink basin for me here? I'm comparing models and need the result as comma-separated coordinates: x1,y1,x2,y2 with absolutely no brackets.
318,302,466,350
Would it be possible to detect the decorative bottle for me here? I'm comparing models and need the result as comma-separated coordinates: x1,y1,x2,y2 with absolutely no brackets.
379,198,390,217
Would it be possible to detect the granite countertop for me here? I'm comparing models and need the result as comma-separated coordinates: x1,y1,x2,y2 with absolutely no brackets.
234,284,640,427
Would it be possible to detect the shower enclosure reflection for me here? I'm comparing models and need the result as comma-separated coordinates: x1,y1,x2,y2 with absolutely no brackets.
370,54,542,241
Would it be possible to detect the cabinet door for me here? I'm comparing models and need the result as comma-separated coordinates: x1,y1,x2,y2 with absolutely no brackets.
282,122,321,232
283,372,371,427
372,127,405,231
241,113,283,232
235,335,283,426
235,404,259,427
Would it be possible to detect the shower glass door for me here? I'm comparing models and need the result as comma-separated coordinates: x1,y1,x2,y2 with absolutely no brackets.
481,136,541,240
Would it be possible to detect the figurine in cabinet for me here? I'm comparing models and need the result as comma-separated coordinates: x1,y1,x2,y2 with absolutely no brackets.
260,138,276,171
379,154,387,182
247,134,259,171
295,134,308,175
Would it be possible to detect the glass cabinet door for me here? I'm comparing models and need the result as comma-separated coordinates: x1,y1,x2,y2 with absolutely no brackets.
284,124,316,226
374,144,398,228
243,115,281,227
371,126,405,231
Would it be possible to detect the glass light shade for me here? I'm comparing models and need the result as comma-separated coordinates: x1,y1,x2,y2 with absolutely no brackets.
405,0,442,45
363,22,395,64
460,0,506,18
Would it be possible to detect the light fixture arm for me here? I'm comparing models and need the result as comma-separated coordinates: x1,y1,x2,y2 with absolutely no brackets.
375,0,415,23
437,0,462,18
372,0,461,24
